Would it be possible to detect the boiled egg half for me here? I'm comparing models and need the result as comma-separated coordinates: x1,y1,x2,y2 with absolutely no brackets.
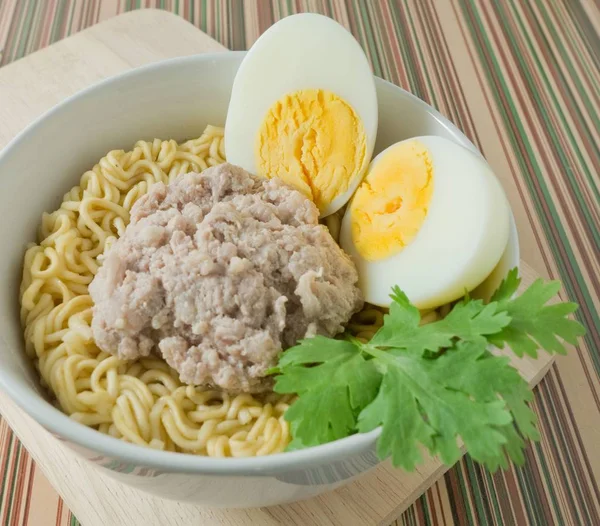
224,13,378,217
340,136,510,310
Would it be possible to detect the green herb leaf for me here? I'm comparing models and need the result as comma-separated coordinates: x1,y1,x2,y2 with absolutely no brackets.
489,278,585,357
369,287,449,351
372,287,511,351
435,299,511,346
271,270,586,472
357,365,435,470
491,267,521,302
358,342,513,470
273,337,382,447
429,341,536,470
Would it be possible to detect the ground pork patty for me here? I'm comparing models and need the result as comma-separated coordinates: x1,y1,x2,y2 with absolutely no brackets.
89,163,363,393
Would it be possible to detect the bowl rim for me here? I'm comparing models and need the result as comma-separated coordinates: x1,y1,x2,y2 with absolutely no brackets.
0,51,519,475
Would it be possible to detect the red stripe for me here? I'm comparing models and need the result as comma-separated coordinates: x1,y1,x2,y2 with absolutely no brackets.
8,447,28,526
449,0,556,275
21,461,36,526
0,433,19,526
380,1,410,88
55,498,63,526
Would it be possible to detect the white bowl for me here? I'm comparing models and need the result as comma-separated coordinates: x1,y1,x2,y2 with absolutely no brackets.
0,52,519,508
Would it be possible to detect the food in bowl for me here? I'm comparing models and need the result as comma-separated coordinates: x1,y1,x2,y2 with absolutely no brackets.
90,163,363,393
340,136,511,310
224,13,378,217
20,127,301,457
17,13,584,472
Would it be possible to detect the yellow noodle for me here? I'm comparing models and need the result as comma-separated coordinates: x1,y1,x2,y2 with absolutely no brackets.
19,126,290,457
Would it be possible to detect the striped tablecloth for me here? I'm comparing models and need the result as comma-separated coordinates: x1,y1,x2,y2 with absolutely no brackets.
1,1,598,525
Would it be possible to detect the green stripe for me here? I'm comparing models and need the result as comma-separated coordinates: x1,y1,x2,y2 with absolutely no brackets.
4,0,29,63
356,0,382,78
547,377,596,524
501,0,600,245
518,0,600,206
533,0,598,136
556,1,600,99
534,386,566,524
562,0,600,72
417,493,432,526
1,431,17,519
404,1,440,110
460,0,600,376
388,2,421,97
5,434,23,525
514,449,549,525
454,465,477,525
66,0,77,36
465,457,495,524
364,2,391,82
483,470,505,525
49,0,67,45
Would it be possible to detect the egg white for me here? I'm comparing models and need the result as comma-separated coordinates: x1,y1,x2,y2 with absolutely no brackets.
340,136,511,310
224,13,378,217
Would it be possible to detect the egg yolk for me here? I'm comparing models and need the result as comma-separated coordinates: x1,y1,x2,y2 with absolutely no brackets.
255,89,367,211
350,140,434,261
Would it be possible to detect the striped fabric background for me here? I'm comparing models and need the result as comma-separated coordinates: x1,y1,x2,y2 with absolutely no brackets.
0,1,598,525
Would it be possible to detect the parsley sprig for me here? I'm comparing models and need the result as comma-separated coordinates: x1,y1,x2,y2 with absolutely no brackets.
269,269,585,471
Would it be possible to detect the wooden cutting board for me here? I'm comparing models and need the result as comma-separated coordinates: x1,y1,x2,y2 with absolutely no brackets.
0,10,554,526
